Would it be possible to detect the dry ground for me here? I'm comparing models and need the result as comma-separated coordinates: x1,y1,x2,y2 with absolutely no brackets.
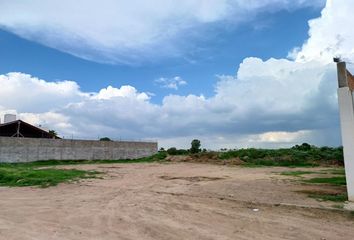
0,162,353,240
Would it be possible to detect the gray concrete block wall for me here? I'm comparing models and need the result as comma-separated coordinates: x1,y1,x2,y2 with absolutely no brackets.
0,137,158,163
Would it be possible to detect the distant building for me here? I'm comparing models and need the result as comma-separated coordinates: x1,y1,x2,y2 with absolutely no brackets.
0,120,60,139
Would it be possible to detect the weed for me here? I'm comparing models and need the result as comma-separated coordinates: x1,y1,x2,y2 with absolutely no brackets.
280,171,316,177
0,167,98,187
242,160,317,167
0,152,167,188
308,193,347,202
321,168,346,175
297,189,348,202
218,146,343,167
303,176,346,186
332,204,344,209
0,152,167,168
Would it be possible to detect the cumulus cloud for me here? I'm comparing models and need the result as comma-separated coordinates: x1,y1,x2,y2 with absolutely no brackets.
0,0,324,64
0,55,341,148
1,0,351,148
0,72,87,113
94,85,151,101
19,112,74,133
290,0,354,63
155,76,187,90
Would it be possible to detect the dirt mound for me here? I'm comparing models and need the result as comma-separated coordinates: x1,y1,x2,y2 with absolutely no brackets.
165,155,193,162
166,154,244,165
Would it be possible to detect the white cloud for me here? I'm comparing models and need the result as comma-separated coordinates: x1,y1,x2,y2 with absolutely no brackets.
94,85,151,101
155,76,187,90
0,56,340,148
19,112,74,133
0,0,324,64
1,0,351,149
290,0,354,63
0,72,87,113
253,131,311,143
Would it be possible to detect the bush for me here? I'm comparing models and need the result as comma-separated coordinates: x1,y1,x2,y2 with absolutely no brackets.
167,147,177,155
292,143,312,151
153,151,167,160
218,146,344,167
99,137,112,141
167,147,189,155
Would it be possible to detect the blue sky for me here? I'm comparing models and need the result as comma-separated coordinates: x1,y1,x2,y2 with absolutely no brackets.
0,0,352,149
0,7,320,102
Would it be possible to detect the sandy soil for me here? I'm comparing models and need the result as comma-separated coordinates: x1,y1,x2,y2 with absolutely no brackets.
0,162,353,240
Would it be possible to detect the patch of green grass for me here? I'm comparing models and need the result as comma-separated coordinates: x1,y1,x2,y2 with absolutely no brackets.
303,176,347,186
308,193,347,202
321,168,345,175
297,190,348,203
280,171,316,177
332,204,345,209
0,167,98,187
0,153,167,188
242,160,318,168
0,152,167,168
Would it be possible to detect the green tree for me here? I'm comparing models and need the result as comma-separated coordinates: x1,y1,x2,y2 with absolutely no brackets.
190,139,201,154
99,137,112,141
48,130,57,137
292,143,312,151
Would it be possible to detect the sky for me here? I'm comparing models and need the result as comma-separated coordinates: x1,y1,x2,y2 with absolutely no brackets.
0,0,353,149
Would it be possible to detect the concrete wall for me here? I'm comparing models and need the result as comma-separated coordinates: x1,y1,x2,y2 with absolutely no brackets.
337,87,354,201
336,62,354,202
0,137,157,163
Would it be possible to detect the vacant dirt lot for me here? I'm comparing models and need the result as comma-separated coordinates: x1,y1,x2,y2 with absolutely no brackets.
0,162,353,240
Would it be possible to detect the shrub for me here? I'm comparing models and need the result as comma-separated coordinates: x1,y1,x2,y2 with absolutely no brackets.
166,147,189,155
218,146,344,167
292,143,312,151
167,147,178,155
99,137,112,141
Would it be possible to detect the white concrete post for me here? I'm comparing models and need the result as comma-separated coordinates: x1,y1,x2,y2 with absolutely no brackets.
336,61,354,201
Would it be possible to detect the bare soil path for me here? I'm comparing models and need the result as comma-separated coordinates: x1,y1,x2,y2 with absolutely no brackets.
0,162,353,240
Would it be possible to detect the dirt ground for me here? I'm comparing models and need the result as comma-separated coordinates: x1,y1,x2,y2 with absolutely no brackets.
0,162,353,240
